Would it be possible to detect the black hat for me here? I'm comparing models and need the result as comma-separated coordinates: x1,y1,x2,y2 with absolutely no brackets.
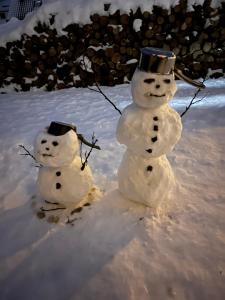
138,47,205,89
138,47,176,74
47,121,76,136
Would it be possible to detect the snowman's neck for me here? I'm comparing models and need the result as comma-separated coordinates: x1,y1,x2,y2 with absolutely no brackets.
132,102,169,112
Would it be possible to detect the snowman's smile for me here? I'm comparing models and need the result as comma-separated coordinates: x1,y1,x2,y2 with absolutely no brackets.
42,153,54,157
145,92,166,98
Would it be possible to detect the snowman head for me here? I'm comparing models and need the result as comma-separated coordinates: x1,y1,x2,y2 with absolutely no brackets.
131,47,177,109
34,122,79,167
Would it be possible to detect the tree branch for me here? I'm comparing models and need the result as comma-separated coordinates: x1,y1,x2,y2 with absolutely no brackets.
88,83,122,115
80,55,122,115
180,78,208,118
40,207,66,212
19,144,42,167
81,133,98,171
77,133,101,150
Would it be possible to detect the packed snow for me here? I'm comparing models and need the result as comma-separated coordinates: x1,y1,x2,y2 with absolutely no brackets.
116,68,182,209
0,0,224,45
34,124,94,206
0,79,225,300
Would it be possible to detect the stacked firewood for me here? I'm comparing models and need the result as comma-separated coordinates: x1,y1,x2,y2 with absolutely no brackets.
0,0,224,91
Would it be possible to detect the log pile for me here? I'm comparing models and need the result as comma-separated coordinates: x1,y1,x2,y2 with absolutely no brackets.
0,0,225,91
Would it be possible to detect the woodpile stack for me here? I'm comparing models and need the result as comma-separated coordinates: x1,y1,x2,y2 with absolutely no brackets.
0,0,225,91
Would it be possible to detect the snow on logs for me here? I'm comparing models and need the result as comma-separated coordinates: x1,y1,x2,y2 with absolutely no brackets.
0,1,225,91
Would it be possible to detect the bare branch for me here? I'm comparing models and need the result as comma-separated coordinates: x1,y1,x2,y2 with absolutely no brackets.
40,207,66,212
80,54,122,115
180,78,208,118
19,145,42,167
19,144,37,161
44,200,60,205
77,133,101,150
80,139,84,166
192,94,208,105
88,83,122,115
66,217,78,224
81,132,98,171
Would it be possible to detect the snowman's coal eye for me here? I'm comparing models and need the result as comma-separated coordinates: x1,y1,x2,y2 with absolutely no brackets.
144,78,155,84
41,140,47,144
52,141,59,146
164,79,171,84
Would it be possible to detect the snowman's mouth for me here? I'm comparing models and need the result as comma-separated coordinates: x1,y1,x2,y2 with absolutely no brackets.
145,92,166,98
42,153,53,157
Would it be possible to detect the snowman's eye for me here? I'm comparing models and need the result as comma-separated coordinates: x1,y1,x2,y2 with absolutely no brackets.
144,78,155,84
41,140,47,144
52,141,59,146
164,79,171,84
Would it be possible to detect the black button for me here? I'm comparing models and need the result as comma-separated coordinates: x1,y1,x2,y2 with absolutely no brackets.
56,171,61,176
146,148,152,153
56,183,61,189
147,165,153,171
153,125,158,131
153,116,158,121
151,136,158,143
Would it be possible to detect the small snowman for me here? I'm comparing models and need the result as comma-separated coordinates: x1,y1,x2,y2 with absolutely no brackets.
116,47,182,211
34,121,96,207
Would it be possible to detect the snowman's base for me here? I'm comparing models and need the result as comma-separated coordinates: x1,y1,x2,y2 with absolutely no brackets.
118,186,176,217
33,186,102,225
118,151,176,212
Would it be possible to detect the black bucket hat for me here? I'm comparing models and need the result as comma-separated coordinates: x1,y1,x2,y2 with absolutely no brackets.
47,121,76,136
138,47,205,89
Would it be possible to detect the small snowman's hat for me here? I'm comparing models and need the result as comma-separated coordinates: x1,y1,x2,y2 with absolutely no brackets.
47,121,76,136
47,121,101,150
138,47,205,89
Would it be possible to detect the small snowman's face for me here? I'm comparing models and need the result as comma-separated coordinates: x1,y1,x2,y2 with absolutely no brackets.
34,128,79,167
131,69,177,109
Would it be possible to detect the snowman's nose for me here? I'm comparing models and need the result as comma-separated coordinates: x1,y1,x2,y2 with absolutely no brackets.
155,84,160,89
45,147,50,151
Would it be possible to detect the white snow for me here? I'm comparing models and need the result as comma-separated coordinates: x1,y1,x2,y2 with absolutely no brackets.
0,0,224,45
0,79,225,299
133,18,142,32
77,55,93,73
126,58,138,64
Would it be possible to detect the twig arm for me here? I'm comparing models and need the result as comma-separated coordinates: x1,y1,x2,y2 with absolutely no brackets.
180,78,208,118
80,54,122,115
80,133,98,171
19,144,40,163
77,134,101,150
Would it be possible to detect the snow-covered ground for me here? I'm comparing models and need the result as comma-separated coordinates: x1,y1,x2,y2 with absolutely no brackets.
0,79,225,300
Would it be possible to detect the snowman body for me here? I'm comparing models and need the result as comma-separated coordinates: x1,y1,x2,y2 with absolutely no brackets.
116,68,182,209
34,127,93,206
118,151,175,208
117,103,182,158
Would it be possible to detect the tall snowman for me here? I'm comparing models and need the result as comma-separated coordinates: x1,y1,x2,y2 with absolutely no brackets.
116,48,182,211
34,121,95,207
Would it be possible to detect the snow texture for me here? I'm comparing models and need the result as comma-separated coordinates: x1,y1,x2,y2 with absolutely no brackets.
118,151,175,210
34,127,93,205
0,0,224,45
0,79,225,299
117,103,182,157
133,18,142,32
